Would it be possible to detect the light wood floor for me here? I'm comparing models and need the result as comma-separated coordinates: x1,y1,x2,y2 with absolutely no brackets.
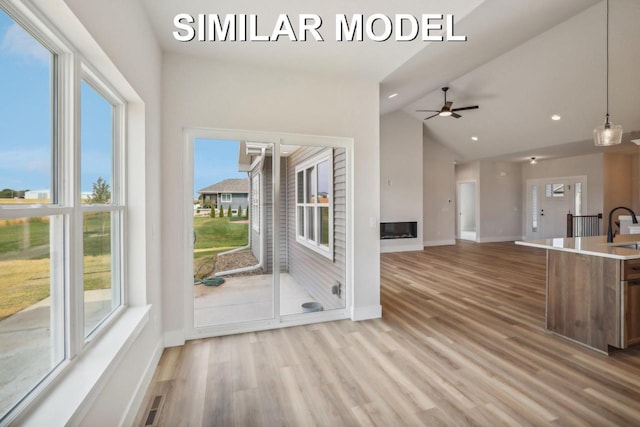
135,241,640,426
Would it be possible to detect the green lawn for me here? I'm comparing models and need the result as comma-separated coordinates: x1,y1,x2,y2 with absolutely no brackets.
0,215,249,319
194,217,248,250
0,214,114,320
0,218,50,259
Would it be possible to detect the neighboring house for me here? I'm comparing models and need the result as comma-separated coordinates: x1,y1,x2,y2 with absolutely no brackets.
197,178,249,213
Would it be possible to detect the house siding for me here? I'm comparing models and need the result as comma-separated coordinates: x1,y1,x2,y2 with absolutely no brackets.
251,157,288,273
287,147,346,310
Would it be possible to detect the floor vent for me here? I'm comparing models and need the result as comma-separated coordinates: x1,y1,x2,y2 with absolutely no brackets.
144,395,164,426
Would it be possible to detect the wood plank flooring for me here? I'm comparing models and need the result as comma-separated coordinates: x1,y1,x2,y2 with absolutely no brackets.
135,241,640,426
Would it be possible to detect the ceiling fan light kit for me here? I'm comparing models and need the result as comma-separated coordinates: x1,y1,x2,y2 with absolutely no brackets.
594,0,623,147
416,87,479,121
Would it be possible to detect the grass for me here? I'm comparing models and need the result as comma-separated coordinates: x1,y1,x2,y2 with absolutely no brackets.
192,217,249,280
0,215,249,318
194,217,248,249
0,213,114,320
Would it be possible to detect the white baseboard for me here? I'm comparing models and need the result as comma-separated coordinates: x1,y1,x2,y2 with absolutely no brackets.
423,239,456,247
351,304,382,321
477,235,523,243
120,339,164,426
163,330,185,348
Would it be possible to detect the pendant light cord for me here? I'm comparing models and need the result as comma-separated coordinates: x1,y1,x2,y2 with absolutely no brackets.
606,0,610,121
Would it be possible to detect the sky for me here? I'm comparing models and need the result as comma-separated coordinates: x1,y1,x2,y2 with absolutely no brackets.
194,139,246,199
0,8,112,197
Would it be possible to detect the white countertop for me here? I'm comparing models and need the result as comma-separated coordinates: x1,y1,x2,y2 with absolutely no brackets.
515,235,640,260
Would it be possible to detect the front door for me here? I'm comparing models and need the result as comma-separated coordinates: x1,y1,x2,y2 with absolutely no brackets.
526,177,586,240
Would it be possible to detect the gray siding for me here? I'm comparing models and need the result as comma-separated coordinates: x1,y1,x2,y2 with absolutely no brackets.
250,157,287,273
287,147,346,310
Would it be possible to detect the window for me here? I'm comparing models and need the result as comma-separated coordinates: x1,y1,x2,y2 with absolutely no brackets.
80,77,123,337
251,173,260,232
575,182,583,215
531,185,538,232
0,5,125,421
545,183,565,198
221,193,232,203
295,150,333,258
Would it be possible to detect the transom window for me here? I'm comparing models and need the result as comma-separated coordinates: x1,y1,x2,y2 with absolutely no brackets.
295,150,333,259
0,4,125,421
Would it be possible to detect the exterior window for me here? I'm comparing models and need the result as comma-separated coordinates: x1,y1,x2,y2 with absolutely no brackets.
81,78,122,337
221,193,232,203
295,150,333,258
0,7,126,421
545,183,565,198
251,173,260,231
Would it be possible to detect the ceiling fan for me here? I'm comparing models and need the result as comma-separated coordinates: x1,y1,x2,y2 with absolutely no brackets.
417,87,479,120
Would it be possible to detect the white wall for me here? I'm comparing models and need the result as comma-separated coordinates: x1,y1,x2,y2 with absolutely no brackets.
478,160,523,242
380,111,423,252
523,153,604,216
423,133,456,246
161,53,381,340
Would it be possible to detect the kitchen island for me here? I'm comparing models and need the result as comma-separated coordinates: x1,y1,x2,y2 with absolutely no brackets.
516,235,640,354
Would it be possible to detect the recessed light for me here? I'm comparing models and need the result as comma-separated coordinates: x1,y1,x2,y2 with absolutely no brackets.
388,93,398,99
471,136,479,141
551,115,561,121
530,157,537,165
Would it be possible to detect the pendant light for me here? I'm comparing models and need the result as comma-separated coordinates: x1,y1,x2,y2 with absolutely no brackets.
594,0,623,146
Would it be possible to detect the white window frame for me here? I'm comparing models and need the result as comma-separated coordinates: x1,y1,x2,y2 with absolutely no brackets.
0,2,127,422
79,66,126,340
295,150,333,259
221,193,232,203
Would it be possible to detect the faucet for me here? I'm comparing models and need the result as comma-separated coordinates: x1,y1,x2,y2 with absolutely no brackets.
607,206,638,242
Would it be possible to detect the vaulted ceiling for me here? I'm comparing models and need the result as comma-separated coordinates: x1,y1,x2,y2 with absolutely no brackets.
142,0,640,163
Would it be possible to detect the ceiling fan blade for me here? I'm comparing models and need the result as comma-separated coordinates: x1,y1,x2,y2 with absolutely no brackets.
444,101,453,110
416,109,440,113
424,113,439,120
451,105,479,112
451,113,462,119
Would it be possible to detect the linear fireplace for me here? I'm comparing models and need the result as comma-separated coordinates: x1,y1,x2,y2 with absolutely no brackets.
380,222,418,240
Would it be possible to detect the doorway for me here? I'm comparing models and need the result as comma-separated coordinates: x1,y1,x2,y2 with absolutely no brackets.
457,181,477,241
184,130,352,338
525,176,586,239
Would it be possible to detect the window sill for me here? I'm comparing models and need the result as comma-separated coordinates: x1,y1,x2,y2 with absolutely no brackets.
14,305,151,426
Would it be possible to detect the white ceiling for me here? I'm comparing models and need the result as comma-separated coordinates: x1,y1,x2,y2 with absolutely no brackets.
141,0,640,163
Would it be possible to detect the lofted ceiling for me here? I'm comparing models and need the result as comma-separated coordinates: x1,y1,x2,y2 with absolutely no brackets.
141,0,640,163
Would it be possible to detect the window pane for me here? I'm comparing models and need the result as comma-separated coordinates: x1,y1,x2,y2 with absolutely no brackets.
0,216,63,418
81,80,112,204
575,182,582,215
319,206,330,246
317,159,330,203
84,212,119,336
532,185,538,232
306,207,315,241
297,171,304,203
297,206,304,237
0,9,54,204
306,167,314,203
